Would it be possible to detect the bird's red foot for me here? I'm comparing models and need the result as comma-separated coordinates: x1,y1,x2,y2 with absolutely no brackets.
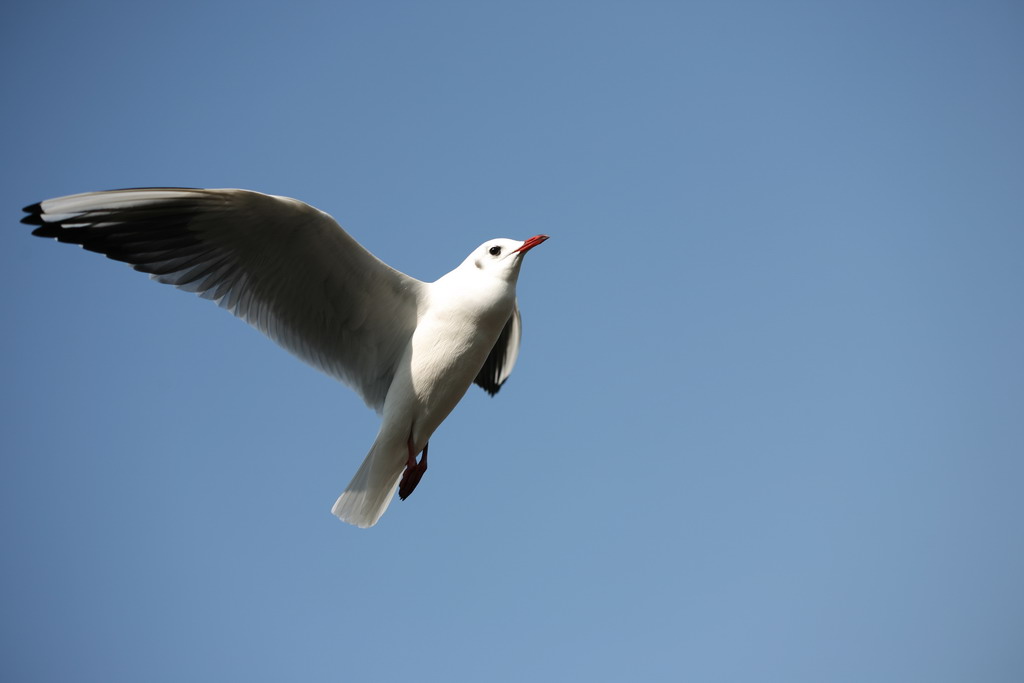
399,440,428,500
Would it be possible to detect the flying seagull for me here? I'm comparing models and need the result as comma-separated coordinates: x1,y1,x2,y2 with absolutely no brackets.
20,188,548,528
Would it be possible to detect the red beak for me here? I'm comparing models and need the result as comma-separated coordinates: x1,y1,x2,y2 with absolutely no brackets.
514,234,549,254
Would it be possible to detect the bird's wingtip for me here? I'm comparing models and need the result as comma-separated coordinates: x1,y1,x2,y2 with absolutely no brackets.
20,203,44,225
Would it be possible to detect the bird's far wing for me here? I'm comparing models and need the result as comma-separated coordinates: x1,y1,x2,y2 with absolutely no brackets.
22,188,423,412
473,302,522,396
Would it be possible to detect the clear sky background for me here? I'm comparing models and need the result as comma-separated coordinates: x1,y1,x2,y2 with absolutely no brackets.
2,2,1022,681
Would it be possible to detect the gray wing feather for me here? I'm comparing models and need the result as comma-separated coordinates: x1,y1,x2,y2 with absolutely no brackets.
22,188,423,412
473,303,522,396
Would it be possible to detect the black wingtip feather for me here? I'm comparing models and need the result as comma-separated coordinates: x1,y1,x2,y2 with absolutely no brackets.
21,204,44,226
31,225,58,238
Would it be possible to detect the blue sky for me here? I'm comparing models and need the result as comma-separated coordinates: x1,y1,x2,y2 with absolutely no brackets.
2,1,1022,681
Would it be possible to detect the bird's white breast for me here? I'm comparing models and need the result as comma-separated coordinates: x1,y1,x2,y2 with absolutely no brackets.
396,276,515,445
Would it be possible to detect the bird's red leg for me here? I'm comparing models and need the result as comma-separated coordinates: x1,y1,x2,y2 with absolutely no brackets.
399,439,428,501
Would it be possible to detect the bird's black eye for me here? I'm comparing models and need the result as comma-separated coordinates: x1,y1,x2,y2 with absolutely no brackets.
488,245,502,256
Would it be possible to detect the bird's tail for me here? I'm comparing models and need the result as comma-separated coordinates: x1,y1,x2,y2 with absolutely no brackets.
331,441,405,528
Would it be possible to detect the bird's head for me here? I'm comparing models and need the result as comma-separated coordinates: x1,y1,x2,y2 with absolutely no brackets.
466,234,549,282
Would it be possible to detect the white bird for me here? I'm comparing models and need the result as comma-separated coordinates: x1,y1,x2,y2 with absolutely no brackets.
20,188,548,528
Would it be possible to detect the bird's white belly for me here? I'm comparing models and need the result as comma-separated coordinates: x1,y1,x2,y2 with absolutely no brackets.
380,303,509,450
417,316,496,429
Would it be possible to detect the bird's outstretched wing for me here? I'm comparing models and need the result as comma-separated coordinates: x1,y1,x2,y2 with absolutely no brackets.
473,303,522,395
21,188,423,412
